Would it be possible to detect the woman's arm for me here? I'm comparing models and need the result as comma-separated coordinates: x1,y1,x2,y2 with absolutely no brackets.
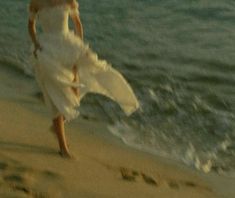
28,2,42,58
71,14,83,40
69,1,83,40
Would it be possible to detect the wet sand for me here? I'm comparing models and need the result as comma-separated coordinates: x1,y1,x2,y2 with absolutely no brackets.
0,98,223,198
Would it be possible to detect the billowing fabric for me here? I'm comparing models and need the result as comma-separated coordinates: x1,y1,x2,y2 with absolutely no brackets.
31,4,139,121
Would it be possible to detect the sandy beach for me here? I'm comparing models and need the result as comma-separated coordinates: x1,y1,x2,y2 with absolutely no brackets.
1,0,235,197
0,97,230,198
0,60,234,198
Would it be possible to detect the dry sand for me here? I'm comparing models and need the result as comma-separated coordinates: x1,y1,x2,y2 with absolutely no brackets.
0,98,231,198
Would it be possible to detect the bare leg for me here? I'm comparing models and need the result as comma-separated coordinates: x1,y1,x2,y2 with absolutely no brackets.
51,65,78,158
53,115,72,158
72,65,80,96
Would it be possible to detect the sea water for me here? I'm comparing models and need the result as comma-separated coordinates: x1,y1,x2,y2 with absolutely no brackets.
1,0,235,176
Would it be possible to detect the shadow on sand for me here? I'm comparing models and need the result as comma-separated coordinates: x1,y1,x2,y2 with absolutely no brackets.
0,141,57,156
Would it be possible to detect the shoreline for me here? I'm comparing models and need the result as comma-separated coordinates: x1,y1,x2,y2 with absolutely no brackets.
79,109,235,198
0,98,229,197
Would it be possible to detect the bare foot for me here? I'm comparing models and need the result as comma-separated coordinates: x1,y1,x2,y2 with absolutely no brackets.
59,150,75,160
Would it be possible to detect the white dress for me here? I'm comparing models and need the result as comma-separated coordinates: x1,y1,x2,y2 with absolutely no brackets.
30,4,139,121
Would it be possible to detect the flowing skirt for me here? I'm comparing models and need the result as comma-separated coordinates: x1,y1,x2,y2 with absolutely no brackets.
32,31,139,121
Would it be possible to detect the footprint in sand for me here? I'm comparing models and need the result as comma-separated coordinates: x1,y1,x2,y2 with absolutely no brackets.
167,179,198,190
166,179,212,192
2,168,36,196
0,161,8,171
3,174,25,183
120,167,138,182
0,162,33,196
182,180,212,192
42,169,61,179
118,166,212,193
9,184,31,195
141,173,158,186
0,158,61,197
167,180,180,189
183,181,197,187
9,183,47,198
119,167,158,186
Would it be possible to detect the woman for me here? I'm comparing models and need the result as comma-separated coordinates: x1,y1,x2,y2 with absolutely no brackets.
28,0,139,158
